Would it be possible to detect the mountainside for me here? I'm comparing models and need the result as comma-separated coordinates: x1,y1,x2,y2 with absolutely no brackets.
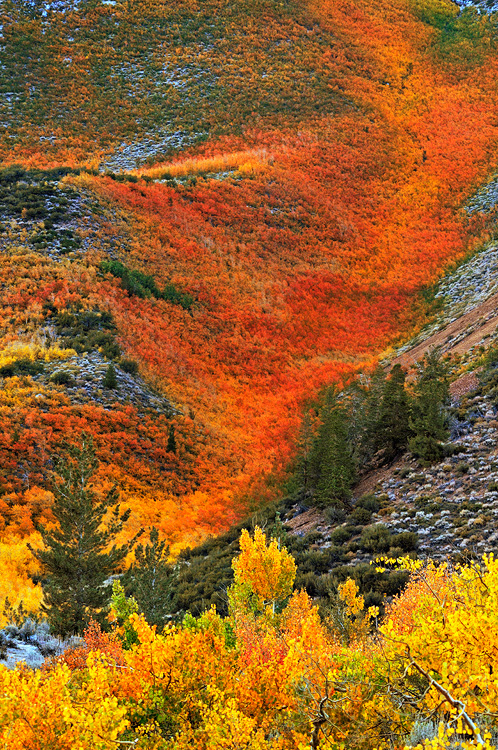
3,0,498,615
161,238,498,619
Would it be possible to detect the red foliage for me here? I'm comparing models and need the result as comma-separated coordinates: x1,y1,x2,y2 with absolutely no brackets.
47,620,125,672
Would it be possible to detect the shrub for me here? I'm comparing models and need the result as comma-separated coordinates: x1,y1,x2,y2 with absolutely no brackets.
297,549,332,575
357,494,380,513
50,371,74,386
359,524,391,553
295,572,330,599
54,307,121,359
330,526,354,545
0,363,15,377
119,358,139,375
100,260,194,309
391,531,418,551
383,569,410,595
364,590,383,609
349,507,372,525
324,506,347,524
0,359,44,377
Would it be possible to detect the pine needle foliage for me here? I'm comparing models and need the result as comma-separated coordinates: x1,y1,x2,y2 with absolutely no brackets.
103,362,118,390
31,436,136,636
409,348,451,464
309,388,357,508
375,364,411,461
126,527,174,628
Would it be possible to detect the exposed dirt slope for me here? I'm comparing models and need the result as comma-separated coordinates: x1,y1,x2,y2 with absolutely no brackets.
393,291,498,369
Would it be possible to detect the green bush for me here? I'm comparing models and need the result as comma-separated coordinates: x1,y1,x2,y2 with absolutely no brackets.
359,524,391,553
349,507,372,525
356,494,380,513
323,506,346,524
330,526,354,545
391,531,418,552
0,359,44,377
50,371,74,386
100,260,194,310
382,570,410,596
54,307,120,359
119,358,139,375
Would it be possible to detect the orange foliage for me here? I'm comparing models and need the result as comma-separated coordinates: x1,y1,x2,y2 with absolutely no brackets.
50,619,125,672
1,0,498,559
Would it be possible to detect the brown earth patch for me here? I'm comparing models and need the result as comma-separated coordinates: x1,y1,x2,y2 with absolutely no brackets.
393,292,498,369
450,370,481,400
285,507,325,535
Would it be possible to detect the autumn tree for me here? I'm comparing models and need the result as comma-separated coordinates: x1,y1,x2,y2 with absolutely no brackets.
31,436,136,636
228,526,296,617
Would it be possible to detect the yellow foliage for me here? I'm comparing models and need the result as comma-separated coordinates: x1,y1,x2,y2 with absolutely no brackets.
6,529,498,750
229,527,297,615
0,341,76,369
0,536,42,625
136,150,268,180
384,556,498,748
338,578,364,617
0,658,128,749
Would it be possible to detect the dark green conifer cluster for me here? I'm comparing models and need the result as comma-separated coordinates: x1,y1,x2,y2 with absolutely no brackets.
295,348,451,509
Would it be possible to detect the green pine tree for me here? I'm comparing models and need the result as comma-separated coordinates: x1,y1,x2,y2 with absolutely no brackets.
167,424,177,454
103,362,117,389
375,364,411,461
309,388,356,508
30,436,136,636
295,409,319,496
409,348,451,464
126,527,174,628
348,367,386,468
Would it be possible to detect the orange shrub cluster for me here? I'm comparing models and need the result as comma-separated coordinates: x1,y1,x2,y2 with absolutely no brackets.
3,531,498,749
1,0,498,565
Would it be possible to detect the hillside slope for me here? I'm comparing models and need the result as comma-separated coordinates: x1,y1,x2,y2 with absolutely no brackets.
3,0,498,614
165,239,498,617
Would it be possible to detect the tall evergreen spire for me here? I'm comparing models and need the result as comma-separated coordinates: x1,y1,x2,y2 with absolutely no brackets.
31,436,137,636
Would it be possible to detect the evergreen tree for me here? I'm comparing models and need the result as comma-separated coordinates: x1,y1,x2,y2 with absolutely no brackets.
375,364,411,461
30,437,136,636
348,367,386,468
295,409,319,496
309,388,356,508
167,424,176,454
103,362,117,389
409,348,451,464
126,527,173,628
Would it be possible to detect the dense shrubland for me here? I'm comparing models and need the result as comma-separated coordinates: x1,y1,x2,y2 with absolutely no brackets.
2,526,498,750
3,1,498,742
1,0,498,568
